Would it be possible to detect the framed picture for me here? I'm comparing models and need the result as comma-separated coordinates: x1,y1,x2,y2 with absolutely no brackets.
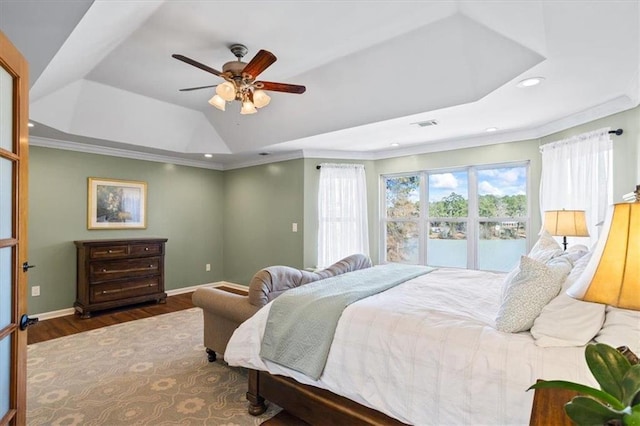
87,178,147,229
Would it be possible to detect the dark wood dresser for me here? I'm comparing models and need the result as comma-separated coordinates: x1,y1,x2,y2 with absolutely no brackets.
74,238,168,318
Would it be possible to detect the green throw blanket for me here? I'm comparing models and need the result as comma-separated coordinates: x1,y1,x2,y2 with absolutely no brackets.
259,263,434,379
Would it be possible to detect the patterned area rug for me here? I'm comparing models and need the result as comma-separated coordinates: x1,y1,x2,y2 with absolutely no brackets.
27,308,280,425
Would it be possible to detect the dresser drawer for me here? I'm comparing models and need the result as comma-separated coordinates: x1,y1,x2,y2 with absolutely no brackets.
90,277,161,304
90,244,129,259
90,257,160,281
130,242,163,256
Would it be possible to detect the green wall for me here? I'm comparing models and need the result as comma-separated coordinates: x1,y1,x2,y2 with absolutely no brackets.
28,147,224,314
27,106,640,314
222,159,304,285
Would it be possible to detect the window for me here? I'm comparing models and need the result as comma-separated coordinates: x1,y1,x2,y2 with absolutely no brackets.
382,162,529,272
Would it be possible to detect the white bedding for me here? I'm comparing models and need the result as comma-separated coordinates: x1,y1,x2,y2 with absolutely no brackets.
225,267,597,425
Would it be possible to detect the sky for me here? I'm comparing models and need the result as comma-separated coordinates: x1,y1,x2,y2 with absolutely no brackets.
429,167,526,202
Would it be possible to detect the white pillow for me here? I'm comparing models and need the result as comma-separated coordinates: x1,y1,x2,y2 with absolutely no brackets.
531,251,606,347
495,256,567,333
595,307,640,355
531,293,605,347
528,230,563,263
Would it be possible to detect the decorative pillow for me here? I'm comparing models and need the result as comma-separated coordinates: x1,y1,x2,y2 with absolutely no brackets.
528,230,563,263
530,250,606,347
595,307,640,355
495,256,567,333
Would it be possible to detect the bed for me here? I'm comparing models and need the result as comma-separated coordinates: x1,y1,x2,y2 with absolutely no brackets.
224,236,638,425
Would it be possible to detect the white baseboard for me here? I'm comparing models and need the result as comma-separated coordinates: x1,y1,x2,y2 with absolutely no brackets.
36,307,76,321
33,281,247,320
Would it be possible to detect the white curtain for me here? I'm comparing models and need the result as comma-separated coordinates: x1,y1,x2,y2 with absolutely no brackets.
317,163,369,268
539,127,613,247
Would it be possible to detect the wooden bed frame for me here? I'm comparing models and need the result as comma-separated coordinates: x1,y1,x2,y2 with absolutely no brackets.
246,369,407,425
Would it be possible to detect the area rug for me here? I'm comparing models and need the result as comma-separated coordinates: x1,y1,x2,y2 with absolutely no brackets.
27,308,281,425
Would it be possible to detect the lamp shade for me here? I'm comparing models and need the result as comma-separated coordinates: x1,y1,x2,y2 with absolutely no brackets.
567,202,640,310
208,94,226,111
216,81,236,102
240,100,257,115
253,90,271,108
543,210,590,237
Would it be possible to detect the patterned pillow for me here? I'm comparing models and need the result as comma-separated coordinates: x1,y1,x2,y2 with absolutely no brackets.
495,256,567,333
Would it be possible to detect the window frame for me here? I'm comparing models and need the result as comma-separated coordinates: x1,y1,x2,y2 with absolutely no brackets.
380,161,531,271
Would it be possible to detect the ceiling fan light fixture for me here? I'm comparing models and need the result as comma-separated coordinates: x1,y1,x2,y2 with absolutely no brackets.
208,94,226,111
253,90,271,108
216,81,236,101
240,100,257,115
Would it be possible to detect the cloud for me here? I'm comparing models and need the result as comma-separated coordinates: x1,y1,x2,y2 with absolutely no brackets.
479,180,504,196
430,173,458,189
478,167,526,196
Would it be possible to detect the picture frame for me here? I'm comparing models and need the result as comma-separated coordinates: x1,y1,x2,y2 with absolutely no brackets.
87,177,147,229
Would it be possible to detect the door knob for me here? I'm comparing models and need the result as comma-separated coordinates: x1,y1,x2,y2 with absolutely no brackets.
22,262,36,272
19,314,39,330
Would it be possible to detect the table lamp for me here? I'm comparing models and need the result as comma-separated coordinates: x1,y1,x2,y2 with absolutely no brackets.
567,185,640,310
543,209,590,250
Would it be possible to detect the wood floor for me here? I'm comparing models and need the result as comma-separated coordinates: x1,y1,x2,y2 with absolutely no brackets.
27,292,195,344
27,292,308,425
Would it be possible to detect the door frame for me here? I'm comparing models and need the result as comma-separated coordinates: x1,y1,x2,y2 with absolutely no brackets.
0,28,29,425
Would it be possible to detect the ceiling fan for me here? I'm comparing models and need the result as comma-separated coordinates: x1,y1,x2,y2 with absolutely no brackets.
172,44,306,114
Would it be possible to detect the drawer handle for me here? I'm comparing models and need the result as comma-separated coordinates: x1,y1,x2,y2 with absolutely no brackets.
108,249,113,253
102,268,107,272
145,247,149,251
149,264,153,268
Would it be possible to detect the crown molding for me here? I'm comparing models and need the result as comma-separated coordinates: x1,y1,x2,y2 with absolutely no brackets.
29,136,224,170
221,150,305,170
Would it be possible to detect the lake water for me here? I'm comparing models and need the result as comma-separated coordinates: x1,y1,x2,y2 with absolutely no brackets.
428,239,526,272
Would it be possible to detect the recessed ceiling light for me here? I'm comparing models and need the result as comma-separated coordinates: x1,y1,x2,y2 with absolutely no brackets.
204,154,213,158
516,77,544,88
485,127,498,132
390,143,400,147
28,122,34,128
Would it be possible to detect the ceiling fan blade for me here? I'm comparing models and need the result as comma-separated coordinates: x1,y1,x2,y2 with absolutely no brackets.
242,50,277,79
179,84,218,92
256,81,306,94
172,54,223,77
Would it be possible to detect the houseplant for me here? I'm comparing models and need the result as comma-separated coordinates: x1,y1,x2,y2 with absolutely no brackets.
529,343,640,425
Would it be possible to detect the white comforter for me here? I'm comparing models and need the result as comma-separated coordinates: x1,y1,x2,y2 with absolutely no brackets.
225,268,596,425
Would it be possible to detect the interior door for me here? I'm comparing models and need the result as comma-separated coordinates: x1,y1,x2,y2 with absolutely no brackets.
0,29,29,425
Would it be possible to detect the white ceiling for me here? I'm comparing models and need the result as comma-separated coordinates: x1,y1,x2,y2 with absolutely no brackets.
1,0,639,169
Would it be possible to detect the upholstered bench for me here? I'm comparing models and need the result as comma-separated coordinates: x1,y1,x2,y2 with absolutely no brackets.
192,254,372,361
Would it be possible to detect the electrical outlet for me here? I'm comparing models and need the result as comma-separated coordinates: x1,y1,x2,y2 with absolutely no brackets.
292,223,298,232
32,286,40,297
205,264,211,271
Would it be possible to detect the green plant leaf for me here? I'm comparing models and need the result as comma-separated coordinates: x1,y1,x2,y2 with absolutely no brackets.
528,380,625,410
565,396,624,425
623,404,640,426
622,365,640,406
586,343,631,401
